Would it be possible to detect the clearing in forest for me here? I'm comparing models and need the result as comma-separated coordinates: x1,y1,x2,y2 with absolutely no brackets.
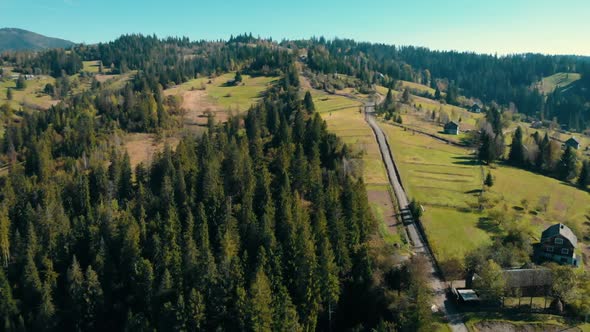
165,73,277,126
536,72,581,94
0,67,58,109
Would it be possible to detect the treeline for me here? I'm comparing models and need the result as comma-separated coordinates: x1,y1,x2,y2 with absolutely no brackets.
300,38,590,130
3,34,292,89
478,108,590,189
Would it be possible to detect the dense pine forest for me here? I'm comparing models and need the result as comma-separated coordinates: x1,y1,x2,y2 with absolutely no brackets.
0,35,436,331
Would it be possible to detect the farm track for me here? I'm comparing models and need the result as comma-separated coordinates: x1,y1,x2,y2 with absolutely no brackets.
364,104,468,332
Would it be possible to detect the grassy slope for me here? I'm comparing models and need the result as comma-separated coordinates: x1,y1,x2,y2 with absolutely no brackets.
166,73,277,113
0,67,56,109
313,91,388,186
125,73,275,168
381,121,590,263
381,123,490,259
538,72,581,94
400,80,436,95
376,85,485,144
82,60,102,73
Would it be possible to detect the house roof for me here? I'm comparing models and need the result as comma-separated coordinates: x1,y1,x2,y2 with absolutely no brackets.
445,121,459,129
541,223,578,248
502,268,552,289
566,137,580,145
471,104,481,109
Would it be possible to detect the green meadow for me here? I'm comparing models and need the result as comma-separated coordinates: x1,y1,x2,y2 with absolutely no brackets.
381,122,590,264
538,72,581,94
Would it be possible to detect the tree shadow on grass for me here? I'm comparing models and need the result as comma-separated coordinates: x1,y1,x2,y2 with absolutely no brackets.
452,155,479,166
477,217,502,235
465,189,483,195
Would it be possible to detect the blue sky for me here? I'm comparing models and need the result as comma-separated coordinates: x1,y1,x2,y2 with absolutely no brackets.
2,0,589,55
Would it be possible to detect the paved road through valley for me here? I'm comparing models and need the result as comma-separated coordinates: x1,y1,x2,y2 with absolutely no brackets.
364,103,468,332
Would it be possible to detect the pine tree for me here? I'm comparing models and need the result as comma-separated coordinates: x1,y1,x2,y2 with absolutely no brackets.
382,88,394,111
318,238,339,328
248,267,273,331
508,126,526,166
557,147,578,181
0,268,17,327
6,87,13,100
187,288,206,331
0,207,9,267
484,172,494,188
16,75,26,90
303,91,315,114
36,281,56,330
67,256,85,329
402,88,411,104
272,285,301,331
434,87,441,100
578,160,590,189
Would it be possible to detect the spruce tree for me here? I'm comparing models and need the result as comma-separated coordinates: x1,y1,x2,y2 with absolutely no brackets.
402,87,411,104
6,87,12,100
484,172,494,188
303,91,315,114
434,87,441,100
578,160,590,189
557,147,578,181
16,75,26,90
248,267,273,331
508,126,526,166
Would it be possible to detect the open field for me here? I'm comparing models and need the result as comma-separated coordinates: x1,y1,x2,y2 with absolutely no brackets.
400,80,436,95
165,73,277,125
380,123,488,259
537,72,581,94
0,71,58,109
381,122,590,264
83,60,102,73
122,133,183,168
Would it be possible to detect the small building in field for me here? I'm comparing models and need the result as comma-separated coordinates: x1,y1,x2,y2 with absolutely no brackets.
470,104,483,113
534,223,578,266
444,121,459,135
565,137,580,150
531,121,543,129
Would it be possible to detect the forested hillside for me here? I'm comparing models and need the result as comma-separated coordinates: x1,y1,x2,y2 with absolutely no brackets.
300,38,590,131
0,35,433,331
0,28,75,52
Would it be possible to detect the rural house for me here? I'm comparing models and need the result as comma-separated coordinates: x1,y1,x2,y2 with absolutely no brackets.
470,104,483,113
565,137,580,150
534,223,578,266
444,121,459,135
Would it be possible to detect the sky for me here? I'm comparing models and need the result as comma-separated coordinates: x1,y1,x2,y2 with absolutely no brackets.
2,0,590,55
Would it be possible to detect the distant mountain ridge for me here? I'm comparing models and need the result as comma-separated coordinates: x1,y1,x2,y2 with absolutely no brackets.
0,28,75,52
